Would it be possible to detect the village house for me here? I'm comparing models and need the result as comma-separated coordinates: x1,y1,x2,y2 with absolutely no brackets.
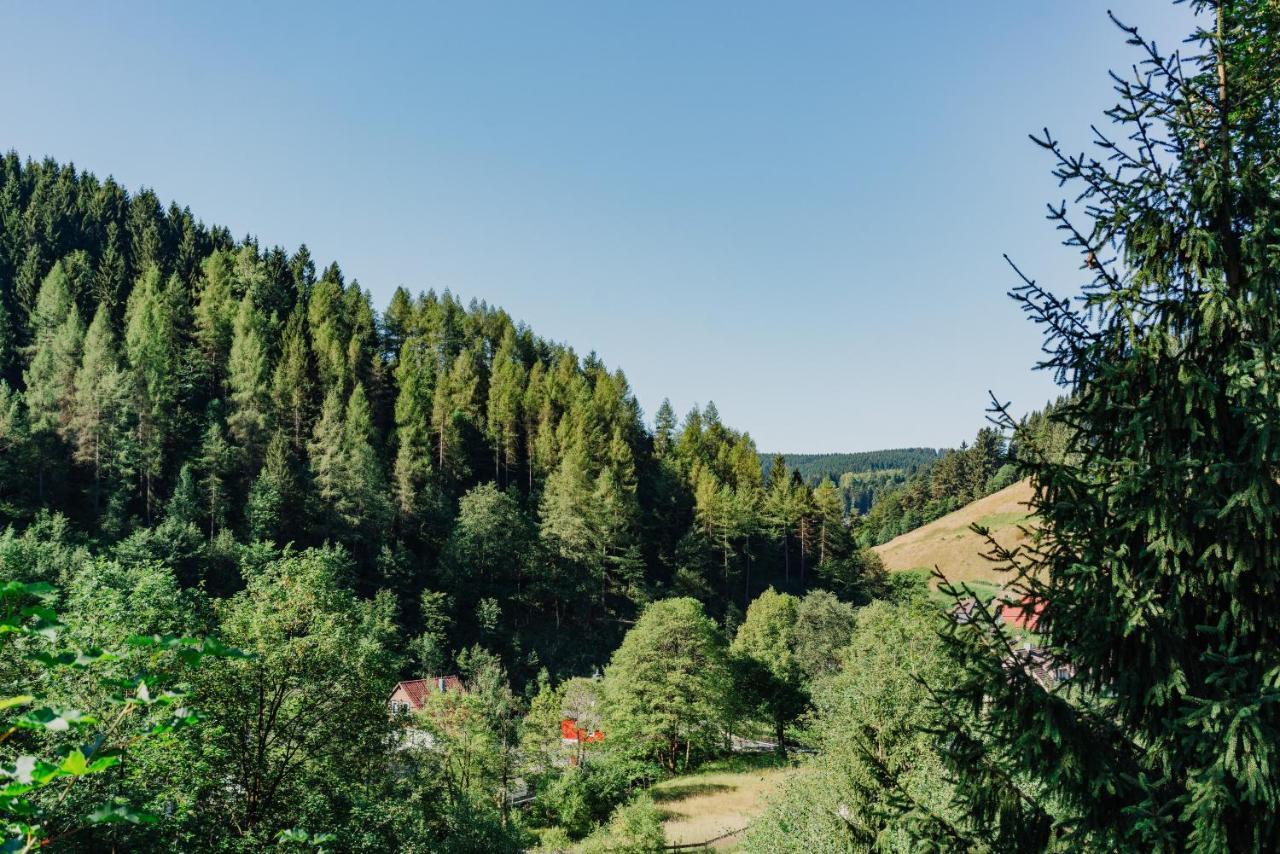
1000,595,1045,632
387,676,464,753
388,675,464,715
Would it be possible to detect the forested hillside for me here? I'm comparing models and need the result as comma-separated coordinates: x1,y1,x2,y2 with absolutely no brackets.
762,449,940,483
0,153,894,851
0,153,881,682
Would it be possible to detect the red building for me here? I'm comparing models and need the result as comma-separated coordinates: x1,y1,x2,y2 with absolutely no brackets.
560,718,604,744
1002,596,1045,632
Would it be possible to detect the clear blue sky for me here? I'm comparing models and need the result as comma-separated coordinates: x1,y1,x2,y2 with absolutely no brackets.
4,0,1191,452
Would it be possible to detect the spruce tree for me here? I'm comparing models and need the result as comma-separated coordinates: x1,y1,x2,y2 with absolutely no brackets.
340,382,391,544
69,306,133,516
307,387,346,537
194,251,236,390
227,295,271,460
391,334,442,531
271,306,313,448
22,261,83,499
198,416,235,539
653,399,677,459
486,327,525,486
431,346,481,482
246,431,294,542
123,267,177,520
937,4,1280,849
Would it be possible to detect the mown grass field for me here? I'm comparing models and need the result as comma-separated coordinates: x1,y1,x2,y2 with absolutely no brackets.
872,479,1037,587
652,755,796,849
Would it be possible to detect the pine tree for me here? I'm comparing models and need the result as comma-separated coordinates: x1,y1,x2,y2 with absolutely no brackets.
198,416,234,538
811,477,844,567
764,456,797,583
272,306,312,448
382,286,413,361
69,306,133,515
22,261,84,499
93,224,128,314
392,334,436,522
539,442,596,570
193,250,236,394
653,399,677,458
123,267,178,520
339,382,391,544
307,387,346,536
486,327,525,487
246,431,293,542
227,295,271,460
307,269,349,396
431,346,481,481
937,4,1280,849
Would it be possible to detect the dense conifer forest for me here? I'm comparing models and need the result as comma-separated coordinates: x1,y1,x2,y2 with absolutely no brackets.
0,152,886,679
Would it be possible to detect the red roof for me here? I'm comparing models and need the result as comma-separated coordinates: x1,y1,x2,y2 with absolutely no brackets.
390,676,463,711
1002,597,1045,632
561,718,604,743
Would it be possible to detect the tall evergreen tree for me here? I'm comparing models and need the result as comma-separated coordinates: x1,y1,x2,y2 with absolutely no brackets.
486,327,525,487
227,295,271,460
937,4,1280,849
198,416,235,539
653,399,677,459
340,382,391,547
307,387,347,537
69,306,133,516
392,334,437,525
193,250,235,394
123,267,178,521
271,306,312,448
22,260,84,498
431,346,481,482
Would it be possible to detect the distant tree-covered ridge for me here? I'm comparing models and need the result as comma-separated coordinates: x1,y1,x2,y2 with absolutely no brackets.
761,448,942,482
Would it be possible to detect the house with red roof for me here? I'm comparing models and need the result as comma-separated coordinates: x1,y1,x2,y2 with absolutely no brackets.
1001,596,1045,632
388,676,463,715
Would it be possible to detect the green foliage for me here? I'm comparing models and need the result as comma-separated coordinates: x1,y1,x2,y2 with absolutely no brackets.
791,589,857,683
189,547,399,847
744,600,959,852
932,3,1280,850
0,151,912,849
602,598,730,772
0,579,246,853
859,426,1010,546
575,793,666,853
730,588,806,756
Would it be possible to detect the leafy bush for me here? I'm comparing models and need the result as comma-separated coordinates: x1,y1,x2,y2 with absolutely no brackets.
0,579,246,852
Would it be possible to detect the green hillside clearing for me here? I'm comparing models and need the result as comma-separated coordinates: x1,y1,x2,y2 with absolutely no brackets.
872,479,1036,587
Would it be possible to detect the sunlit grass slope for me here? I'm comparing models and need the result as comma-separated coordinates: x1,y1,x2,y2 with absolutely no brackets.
872,479,1037,587
653,756,796,849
